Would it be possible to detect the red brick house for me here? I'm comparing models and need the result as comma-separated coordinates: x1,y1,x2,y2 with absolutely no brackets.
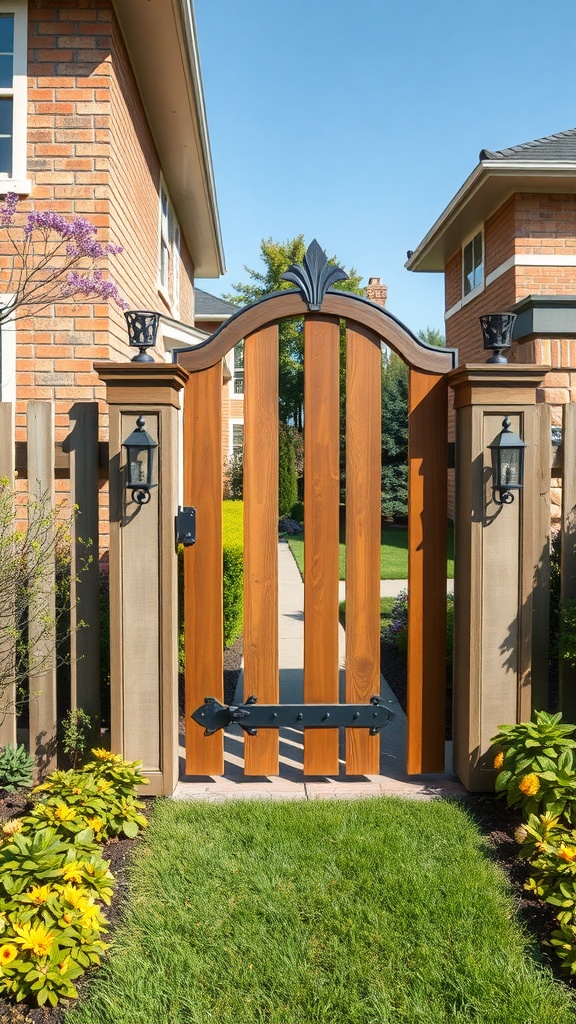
406,128,576,409
1,0,224,508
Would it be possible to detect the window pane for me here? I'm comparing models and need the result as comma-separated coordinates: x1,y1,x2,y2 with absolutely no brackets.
0,53,12,90
473,233,483,288
0,15,14,54
463,240,473,295
234,341,244,369
0,99,12,176
232,424,244,451
233,371,244,395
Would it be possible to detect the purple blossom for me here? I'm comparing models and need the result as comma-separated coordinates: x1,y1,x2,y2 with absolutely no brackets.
0,191,18,227
63,269,129,310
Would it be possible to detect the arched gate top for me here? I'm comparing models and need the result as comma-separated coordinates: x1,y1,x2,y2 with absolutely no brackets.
175,241,457,375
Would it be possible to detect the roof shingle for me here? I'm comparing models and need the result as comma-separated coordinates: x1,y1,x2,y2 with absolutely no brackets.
480,128,576,163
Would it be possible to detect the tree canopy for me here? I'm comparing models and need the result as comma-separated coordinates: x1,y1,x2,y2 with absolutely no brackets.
225,235,364,427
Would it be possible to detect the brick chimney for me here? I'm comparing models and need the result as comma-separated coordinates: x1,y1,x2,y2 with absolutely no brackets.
366,276,388,307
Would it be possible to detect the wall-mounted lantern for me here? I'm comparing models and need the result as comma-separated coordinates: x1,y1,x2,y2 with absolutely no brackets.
488,416,525,505
124,310,160,362
480,313,517,364
122,416,158,505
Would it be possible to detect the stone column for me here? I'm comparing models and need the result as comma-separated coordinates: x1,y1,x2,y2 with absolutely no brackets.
448,364,548,791
95,362,188,795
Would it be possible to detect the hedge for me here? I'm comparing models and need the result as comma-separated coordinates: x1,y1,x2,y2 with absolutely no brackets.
223,500,244,647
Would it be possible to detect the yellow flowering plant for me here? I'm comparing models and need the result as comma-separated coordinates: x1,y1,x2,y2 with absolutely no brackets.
492,711,576,822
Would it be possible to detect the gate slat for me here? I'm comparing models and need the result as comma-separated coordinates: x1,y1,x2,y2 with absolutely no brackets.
244,326,279,776
303,316,340,776
407,370,447,774
184,364,224,776
345,325,381,776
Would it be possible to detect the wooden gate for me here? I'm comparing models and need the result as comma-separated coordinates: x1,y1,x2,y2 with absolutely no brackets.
176,244,456,777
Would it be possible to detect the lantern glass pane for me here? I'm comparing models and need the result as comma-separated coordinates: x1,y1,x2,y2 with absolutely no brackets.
127,447,147,486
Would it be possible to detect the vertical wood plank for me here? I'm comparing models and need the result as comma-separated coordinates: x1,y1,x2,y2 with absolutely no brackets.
244,326,279,776
184,365,224,775
407,371,447,774
526,404,550,714
345,324,381,775
69,403,100,729
0,402,16,748
560,403,576,721
303,316,340,776
107,404,123,758
27,402,57,775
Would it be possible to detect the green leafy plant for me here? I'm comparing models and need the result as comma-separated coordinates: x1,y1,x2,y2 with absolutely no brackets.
0,825,114,906
492,711,576,820
0,744,35,793
61,709,93,769
560,596,576,668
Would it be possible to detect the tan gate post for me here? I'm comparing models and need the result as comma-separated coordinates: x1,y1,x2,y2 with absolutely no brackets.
448,364,548,791
95,362,188,795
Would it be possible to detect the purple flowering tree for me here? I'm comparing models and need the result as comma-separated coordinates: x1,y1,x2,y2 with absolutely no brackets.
0,192,128,323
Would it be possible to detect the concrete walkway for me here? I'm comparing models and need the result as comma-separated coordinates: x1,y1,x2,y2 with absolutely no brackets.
174,541,464,802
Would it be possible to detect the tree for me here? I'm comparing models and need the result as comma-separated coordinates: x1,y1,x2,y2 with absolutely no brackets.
278,424,298,517
381,353,408,520
225,236,364,428
0,192,127,324
417,326,445,348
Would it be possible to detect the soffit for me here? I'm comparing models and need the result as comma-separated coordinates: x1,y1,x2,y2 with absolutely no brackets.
406,163,576,273
112,0,225,278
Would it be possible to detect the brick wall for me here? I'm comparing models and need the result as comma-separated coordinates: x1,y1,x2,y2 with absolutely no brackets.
3,0,197,547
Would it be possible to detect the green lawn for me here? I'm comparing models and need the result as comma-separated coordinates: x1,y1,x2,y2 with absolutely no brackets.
287,526,454,581
67,798,574,1024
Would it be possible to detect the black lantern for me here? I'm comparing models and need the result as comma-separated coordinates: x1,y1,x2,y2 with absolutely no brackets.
122,416,158,504
488,417,526,505
480,313,517,364
124,310,160,362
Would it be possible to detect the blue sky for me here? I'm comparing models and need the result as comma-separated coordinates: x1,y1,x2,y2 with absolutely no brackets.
194,0,576,335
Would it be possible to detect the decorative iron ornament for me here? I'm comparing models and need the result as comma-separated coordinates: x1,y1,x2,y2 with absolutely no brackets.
124,310,160,362
191,694,393,737
281,239,349,310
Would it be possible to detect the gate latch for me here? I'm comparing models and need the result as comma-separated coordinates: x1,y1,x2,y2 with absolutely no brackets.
191,695,394,737
176,506,196,547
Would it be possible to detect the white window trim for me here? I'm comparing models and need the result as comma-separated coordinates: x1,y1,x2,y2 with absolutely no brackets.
0,1,30,195
0,294,16,403
158,176,182,316
462,227,484,301
229,418,244,458
229,340,244,398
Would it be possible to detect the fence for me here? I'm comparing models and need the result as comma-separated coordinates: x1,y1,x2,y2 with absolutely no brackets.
0,400,104,773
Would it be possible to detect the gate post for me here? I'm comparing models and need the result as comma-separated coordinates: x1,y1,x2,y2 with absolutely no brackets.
448,364,548,791
95,362,188,795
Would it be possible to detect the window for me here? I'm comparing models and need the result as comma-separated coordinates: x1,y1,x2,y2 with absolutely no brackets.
231,422,244,455
232,340,244,395
463,231,483,296
158,179,181,313
0,2,28,191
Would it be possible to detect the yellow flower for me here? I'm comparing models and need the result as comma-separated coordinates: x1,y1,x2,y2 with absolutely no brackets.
86,816,104,834
493,751,504,770
12,921,55,959
2,819,22,836
54,804,77,822
558,844,576,862
96,778,113,793
91,748,122,763
28,884,53,906
62,862,84,884
79,901,101,930
61,884,87,909
0,943,17,967
518,773,541,797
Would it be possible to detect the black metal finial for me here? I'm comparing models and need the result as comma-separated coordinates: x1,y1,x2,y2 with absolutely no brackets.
281,239,349,311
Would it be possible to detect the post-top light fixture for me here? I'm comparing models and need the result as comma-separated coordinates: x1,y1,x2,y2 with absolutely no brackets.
480,313,517,364
122,416,158,505
488,416,526,505
124,310,160,362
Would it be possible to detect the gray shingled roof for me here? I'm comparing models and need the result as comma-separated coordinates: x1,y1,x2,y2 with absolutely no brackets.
194,287,238,316
480,129,576,162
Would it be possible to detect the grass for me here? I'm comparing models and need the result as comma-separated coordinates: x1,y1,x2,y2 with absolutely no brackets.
287,526,454,581
67,798,575,1024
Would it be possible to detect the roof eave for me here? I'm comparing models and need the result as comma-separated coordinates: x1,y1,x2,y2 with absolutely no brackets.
407,161,576,273
113,0,225,278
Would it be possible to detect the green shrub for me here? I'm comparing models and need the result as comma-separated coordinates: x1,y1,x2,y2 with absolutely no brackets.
0,744,35,793
223,501,244,647
290,500,304,523
492,711,576,820
279,424,297,517
61,709,93,769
